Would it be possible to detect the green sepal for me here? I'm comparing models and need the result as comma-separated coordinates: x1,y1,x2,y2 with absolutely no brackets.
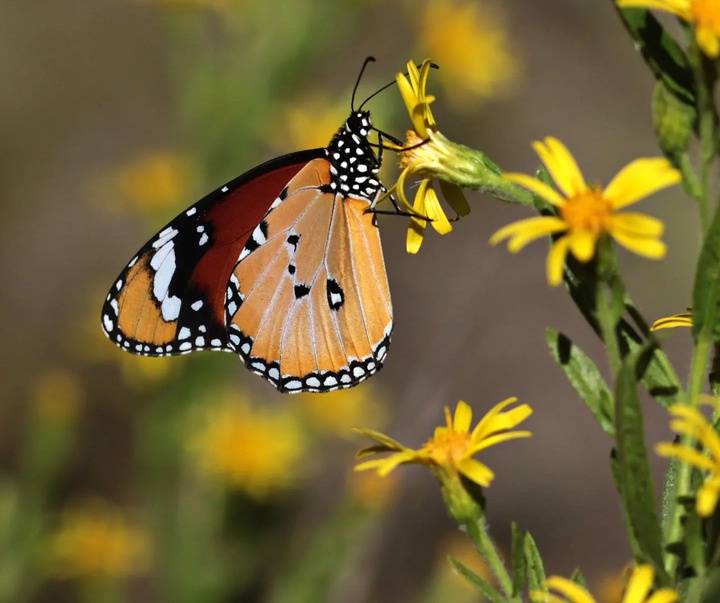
614,345,669,584
510,522,526,597
447,557,504,603
653,79,696,161
546,329,615,436
524,533,547,594
615,7,696,105
692,200,720,342
569,568,588,589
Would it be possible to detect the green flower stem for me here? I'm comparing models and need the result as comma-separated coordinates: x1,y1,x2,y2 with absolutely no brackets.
595,239,623,377
677,152,703,203
665,335,712,578
427,132,535,207
691,46,717,235
439,473,517,601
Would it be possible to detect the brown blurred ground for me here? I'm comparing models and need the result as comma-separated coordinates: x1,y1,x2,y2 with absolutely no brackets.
0,0,698,601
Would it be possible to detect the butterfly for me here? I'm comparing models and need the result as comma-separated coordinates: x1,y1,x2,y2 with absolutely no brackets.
101,64,397,394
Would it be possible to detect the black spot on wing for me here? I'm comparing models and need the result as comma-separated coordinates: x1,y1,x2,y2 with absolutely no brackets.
294,284,311,299
287,234,300,249
326,278,345,311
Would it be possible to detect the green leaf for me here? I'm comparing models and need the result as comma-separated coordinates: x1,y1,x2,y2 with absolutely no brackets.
610,450,643,560
614,346,669,584
510,522,526,597
448,557,504,603
524,533,546,594
692,202,720,342
546,329,615,436
661,455,680,539
615,7,696,105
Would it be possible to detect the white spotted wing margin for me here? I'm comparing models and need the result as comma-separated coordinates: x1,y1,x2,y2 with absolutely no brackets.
225,159,393,394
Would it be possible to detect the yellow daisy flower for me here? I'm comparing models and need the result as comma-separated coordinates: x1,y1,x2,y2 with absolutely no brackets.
656,397,720,516
531,565,677,603
417,0,520,106
354,398,532,487
188,393,307,500
617,0,720,58
47,499,150,580
650,311,692,331
385,59,471,254
490,137,680,286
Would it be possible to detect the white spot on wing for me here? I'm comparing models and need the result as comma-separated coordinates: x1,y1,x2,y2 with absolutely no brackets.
178,327,191,340
191,300,203,311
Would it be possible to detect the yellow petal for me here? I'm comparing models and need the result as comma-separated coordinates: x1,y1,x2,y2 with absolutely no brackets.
647,590,679,603
603,158,680,209
624,565,653,603
423,185,453,235
457,458,494,487
567,230,597,263
407,218,427,254
471,397,521,440
504,173,566,207
616,0,692,19
355,450,418,476
489,216,567,251
697,476,720,516
353,428,408,452
546,236,571,286
610,229,666,259
650,313,692,331
439,181,471,217
609,212,665,237
469,430,533,455
697,26,720,58
532,137,587,198
655,443,716,471
453,401,473,434
545,576,596,603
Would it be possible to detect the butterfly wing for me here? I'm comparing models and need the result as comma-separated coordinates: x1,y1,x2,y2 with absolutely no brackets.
226,157,393,393
101,150,325,356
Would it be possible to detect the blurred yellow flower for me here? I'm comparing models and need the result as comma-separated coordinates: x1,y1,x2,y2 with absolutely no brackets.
278,95,351,153
101,150,201,218
346,468,398,512
188,392,307,499
656,397,720,517
651,311,692,331
596,567,631,603
384,59,471,253
490,137,680,286
617,0,720,58
296,385,388,438
31,368,84,424
532,565,677,603
47,499,150,580
416,0,519,106
355,398,532,487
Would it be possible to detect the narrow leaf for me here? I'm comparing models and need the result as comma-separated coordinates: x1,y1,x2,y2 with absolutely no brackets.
614,346,669,583
510,522,526,597
448,557,504,603
615,7,695,105
569,568,588,588
546,329,615,436
692,202,720,341
524,533,546,593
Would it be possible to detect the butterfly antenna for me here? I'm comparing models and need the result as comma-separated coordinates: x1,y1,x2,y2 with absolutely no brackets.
351,56,377,113
358,62,439,111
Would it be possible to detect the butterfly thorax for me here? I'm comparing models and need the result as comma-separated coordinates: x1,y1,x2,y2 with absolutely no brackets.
324,111,382,201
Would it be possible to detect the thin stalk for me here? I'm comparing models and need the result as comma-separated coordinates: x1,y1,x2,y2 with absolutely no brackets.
665,335,712,577
692,49,717,235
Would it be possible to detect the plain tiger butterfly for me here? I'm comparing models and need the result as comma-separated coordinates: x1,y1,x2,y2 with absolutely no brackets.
101,59,399,394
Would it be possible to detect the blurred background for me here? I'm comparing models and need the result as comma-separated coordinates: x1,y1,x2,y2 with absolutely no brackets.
0,0,699,601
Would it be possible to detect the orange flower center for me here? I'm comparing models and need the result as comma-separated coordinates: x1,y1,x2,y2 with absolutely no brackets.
559,187,612,233
692,0,720,31
422,430,472,467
